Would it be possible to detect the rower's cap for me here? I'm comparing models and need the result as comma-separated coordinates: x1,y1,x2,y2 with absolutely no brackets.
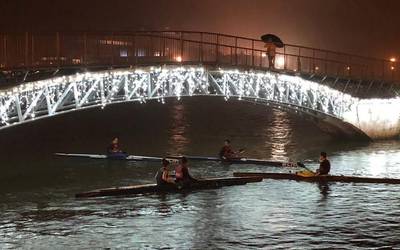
320,152,327,158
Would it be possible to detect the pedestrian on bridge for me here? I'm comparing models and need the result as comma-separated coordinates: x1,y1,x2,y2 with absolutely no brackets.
265,42,276,69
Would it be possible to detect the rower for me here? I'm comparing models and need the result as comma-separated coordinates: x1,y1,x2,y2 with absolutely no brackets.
219,139,237,160
155,159,174,186
107,137,122,154
315,152,331,176
175,157,196,187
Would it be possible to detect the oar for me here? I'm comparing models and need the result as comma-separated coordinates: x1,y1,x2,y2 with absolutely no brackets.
296,162,315,174
238,148,246,154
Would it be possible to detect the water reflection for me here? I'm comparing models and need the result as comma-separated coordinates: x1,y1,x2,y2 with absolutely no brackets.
318,182,330,200
265,109,292,161
167,102,190,155
1,98,400,249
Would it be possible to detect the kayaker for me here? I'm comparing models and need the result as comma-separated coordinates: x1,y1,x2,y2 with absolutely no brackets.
155,159,174,186
219,139,237,160
175,157,196,187
315,152,331,175
107,137,122,154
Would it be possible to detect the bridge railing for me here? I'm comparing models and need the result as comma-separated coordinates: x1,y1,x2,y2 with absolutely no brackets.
0,31,398,83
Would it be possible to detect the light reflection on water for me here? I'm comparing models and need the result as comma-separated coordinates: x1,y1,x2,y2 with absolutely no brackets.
265,108,291,161
0,97,399,249
167,102,190,156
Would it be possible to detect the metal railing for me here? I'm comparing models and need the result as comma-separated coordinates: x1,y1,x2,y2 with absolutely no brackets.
0,31,398,83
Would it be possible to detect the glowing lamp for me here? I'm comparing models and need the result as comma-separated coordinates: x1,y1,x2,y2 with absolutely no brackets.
175,56,182,62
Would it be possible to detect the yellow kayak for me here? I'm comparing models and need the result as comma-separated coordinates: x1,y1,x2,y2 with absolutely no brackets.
296,170,316,177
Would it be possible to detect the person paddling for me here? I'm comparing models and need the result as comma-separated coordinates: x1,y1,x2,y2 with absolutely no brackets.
296,152,330,177
315,152,331,176
175,157,196,187
155,159,174,186
219,139,240,160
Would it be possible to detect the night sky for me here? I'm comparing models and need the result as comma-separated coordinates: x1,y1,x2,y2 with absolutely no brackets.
0,0,399,59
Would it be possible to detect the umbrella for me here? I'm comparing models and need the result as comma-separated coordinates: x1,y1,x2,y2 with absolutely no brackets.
260,34,284,48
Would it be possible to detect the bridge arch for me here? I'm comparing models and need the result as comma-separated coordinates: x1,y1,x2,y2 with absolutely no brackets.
0,65,399,139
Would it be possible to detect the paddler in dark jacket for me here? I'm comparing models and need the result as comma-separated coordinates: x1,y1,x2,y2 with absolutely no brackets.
156,159,174,186
175,157,196,187
315,152,331,175
107,137,122,154
219,139,238,160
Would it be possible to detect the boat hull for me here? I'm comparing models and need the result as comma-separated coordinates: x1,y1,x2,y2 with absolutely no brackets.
233,172,400,184
55,153,298,167
75,176,263,198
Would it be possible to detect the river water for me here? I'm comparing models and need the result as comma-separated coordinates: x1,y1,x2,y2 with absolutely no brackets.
0,97,399,249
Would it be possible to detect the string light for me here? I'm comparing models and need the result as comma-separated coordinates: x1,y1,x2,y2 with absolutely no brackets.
0,65,398,139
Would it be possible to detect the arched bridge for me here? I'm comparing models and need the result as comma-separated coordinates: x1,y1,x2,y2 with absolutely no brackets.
1,65,399,139
0,31,399,139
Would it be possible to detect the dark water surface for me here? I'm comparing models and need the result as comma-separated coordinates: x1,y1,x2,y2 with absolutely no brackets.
0,97,400,249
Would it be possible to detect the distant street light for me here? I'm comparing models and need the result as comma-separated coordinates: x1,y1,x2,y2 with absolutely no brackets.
175,56,182,62
390,57,396,62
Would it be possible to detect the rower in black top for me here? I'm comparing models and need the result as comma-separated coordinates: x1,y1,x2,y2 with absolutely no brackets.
316,152,331,176
219,139,238,160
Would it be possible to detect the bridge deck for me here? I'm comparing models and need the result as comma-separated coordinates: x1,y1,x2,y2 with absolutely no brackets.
0,31,398,98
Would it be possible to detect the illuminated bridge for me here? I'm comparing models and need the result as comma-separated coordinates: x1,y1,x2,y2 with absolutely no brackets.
0,31,399,139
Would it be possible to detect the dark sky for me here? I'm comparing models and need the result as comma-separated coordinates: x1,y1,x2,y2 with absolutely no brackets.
1,0,399,59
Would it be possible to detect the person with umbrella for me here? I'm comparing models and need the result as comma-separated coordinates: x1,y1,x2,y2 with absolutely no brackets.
265,42,276,69
261,34,284,70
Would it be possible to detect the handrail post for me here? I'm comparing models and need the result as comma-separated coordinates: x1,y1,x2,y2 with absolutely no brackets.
180,32,184,62
216,34,219,63
348,56,352,77
31,34,35,67
235,37,237,65
312,49,315,73
134,34,138,65
56,32,60,67
83,32,87,66
382,60,385,80
25,32,29,68
3,34,7,68
252,40,254,67
284,45,287,70
297,48,301,72
199,33,203,63
111,32,114,66
324,52,328,75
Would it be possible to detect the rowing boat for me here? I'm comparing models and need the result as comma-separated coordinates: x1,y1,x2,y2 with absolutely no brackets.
55,153,298,167
75,176,263,198
55,152,163,161
233,172,400,185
